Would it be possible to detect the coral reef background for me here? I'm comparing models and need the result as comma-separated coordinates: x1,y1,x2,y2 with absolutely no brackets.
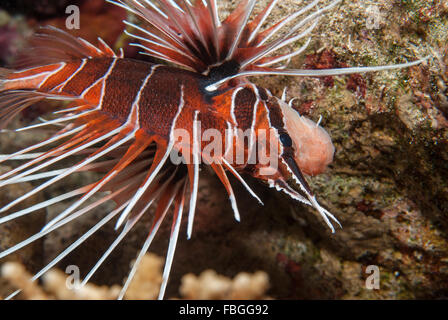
0,0,447,299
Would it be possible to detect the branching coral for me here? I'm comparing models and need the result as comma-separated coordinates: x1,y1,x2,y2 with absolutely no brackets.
0,254,270,300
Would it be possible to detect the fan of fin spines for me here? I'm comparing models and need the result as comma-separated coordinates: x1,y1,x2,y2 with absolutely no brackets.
0,32,188,299
0,117,187,300
109,0,338,73
0,21,263,300
110,0,427,91
0,125,189,300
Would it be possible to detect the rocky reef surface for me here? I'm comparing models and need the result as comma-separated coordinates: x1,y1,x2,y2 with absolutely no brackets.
0,0,447,299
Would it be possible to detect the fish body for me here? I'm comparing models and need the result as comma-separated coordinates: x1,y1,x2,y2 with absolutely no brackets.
3,53,334,178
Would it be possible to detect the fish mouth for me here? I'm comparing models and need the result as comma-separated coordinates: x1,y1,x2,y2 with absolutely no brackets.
283,155,314,196
279,155,341,233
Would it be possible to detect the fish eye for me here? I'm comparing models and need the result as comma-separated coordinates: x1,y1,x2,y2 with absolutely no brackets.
279,132,293,147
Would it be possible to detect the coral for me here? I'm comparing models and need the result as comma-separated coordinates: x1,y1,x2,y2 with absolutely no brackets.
1,262,47,300
180,270,270,300
1,261,121,300
0,254,270,300
124,253,163,300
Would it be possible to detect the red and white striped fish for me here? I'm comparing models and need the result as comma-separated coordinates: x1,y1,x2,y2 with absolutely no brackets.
0,0,427,299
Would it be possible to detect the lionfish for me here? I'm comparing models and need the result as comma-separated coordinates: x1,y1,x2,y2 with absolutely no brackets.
0,0,426,299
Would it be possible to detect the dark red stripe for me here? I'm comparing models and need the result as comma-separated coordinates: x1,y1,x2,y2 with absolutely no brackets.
62,58,114,96
40,61,82,91
138,67,185,137
233,87,256,131
101,59,154,121
265,97,285,131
